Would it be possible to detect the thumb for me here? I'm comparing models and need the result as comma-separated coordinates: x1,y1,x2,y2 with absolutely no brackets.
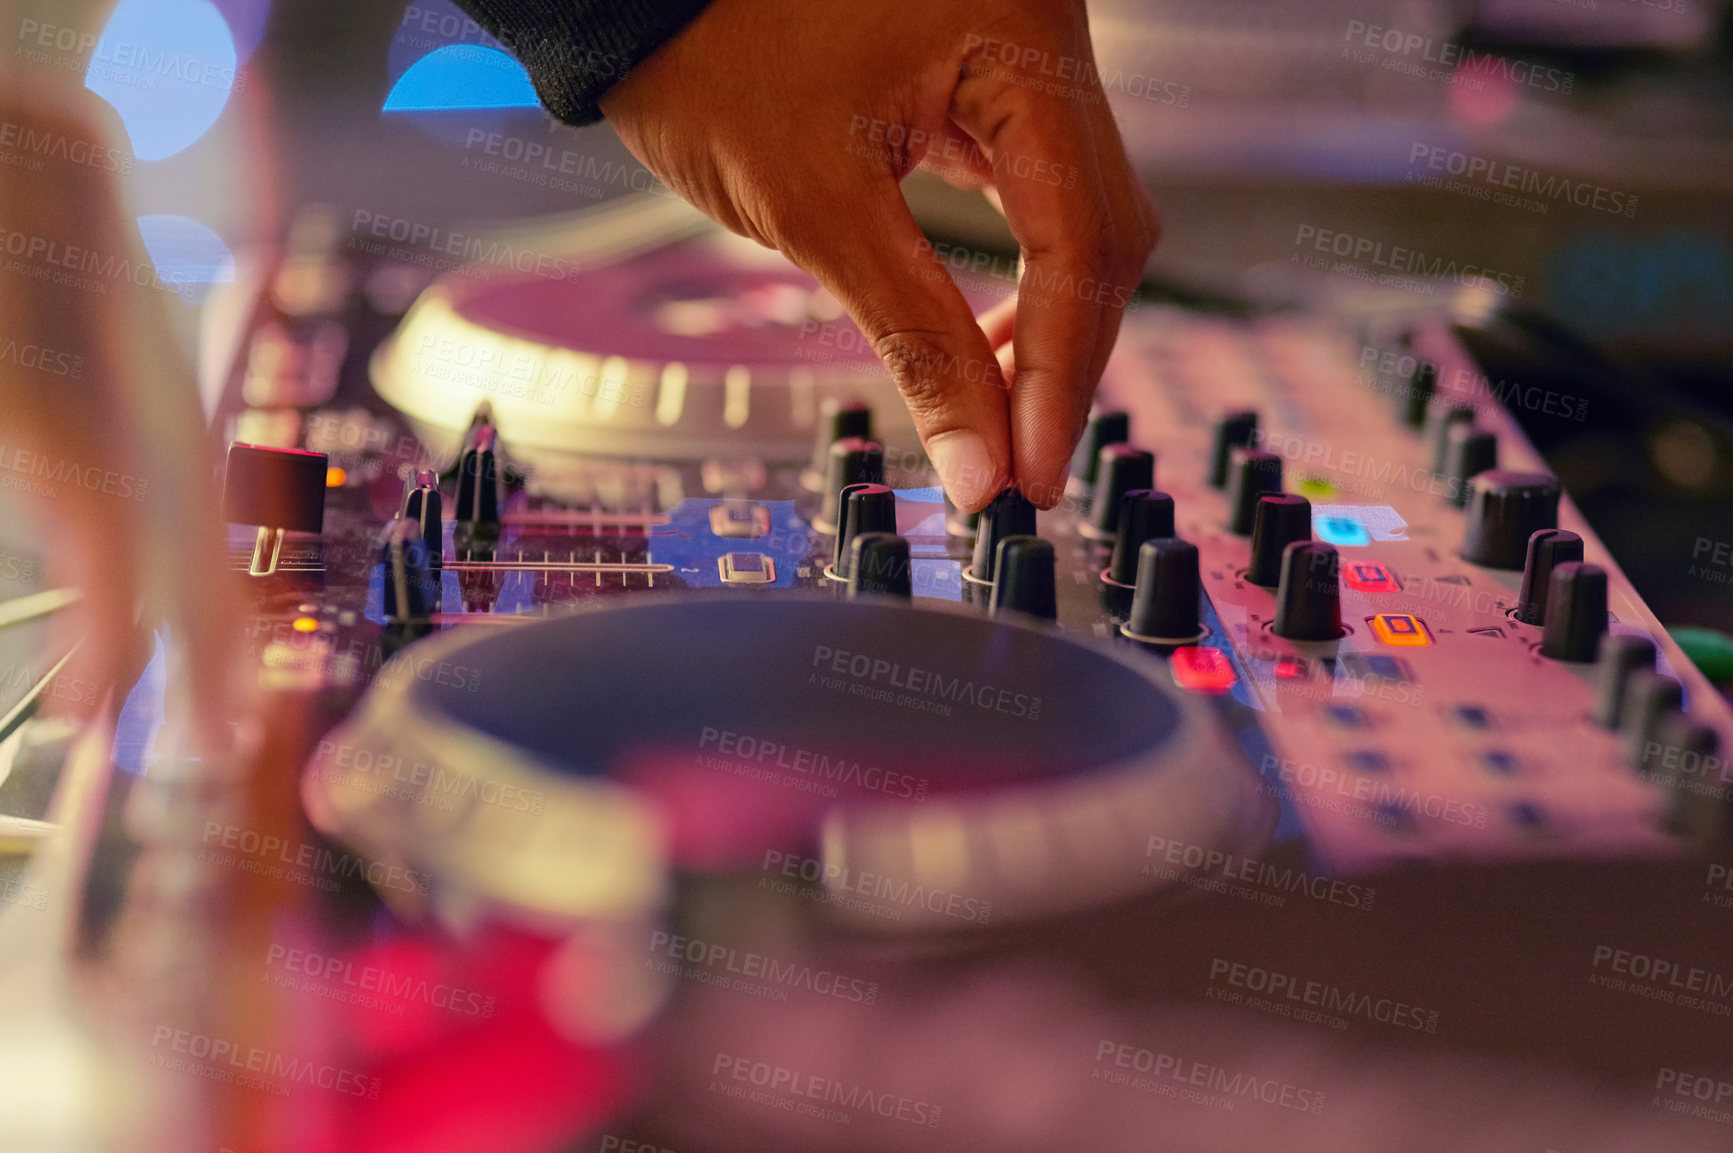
774,180,1012,512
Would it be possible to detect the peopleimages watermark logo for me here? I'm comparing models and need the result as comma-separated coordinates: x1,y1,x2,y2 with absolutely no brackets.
310,737,547,816
1689,538,1733,588
1207,957,1441,1034
696,726,929,800
0,875,47,911
199,821,431,896
0,444,148,503
960,34,1191,108
1359,348,1589,424
1406,143,1637,218
1292,224,1525,298
1092,1040,1325,1114
0,118,132,175
149,1026,380,1100
1258,754,1483,828
1341,20,1574,95
760,850,993,925
1143,835,1375,911
1589,945,1733,1017
1705,863,1733,910
264,944,497,1020
709,1053,942,1128
809,643,1043,721
349,210,580,282
1654,1067,1733,1127
644,930,879,1005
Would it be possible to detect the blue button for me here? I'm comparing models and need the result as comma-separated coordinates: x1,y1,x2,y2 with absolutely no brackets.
1315,515,1371,547
1480,751,1519,775
1373,802,1415,833
1345,750,1389,774
1449,705,1494,731
1324,704,1369,729
1361,655,1408,682
1508,801,1546,831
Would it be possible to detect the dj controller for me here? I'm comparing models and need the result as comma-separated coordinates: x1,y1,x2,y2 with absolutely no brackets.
25,193,1733,1151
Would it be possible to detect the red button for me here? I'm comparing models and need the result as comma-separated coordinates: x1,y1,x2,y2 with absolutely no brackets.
1171,647,1237,694
1343,562,1396,593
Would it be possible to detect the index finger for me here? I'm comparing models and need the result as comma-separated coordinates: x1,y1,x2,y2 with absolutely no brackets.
949,53,1150,507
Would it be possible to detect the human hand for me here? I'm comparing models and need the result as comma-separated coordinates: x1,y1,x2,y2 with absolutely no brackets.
0,78,245,754
601,0,1158,511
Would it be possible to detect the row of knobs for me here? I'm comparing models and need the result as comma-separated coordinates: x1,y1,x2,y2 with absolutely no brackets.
809,402,1062,615
808,409,918,602
1071,406,1610,660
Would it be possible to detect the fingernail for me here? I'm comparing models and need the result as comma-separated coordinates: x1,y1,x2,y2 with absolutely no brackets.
928,431,999,512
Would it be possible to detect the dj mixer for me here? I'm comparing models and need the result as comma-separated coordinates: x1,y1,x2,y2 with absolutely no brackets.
21,193,1733,1152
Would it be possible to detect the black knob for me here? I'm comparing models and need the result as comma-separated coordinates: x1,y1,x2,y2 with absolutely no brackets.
807,398,873,481
380,517,439,623
1106,490,1176,585
970,489,1038,582
1225,449,1283,536
1647,715,1728,842
833,483,897,579
1594,633,1657,729
454,423,501,542
1402,361,1437,429
847,533,912,599
1443,426,1498,509
1461,470,1561,570
1208,410,1259,489
1540,562,1607,662
1428,404,1477,477
1086,445,1155,537
815,437,884,533
1621,671,1683,769
1247,494,1312,588
1123,537,1201,644
400,468,443,570
1516,529,1583,625
224,442,328,533
1070,410,1130,487
224,442,330,576
990,536,1057,620
1274,541,1343,641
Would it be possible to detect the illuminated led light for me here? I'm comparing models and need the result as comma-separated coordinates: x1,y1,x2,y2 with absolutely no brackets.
382,45,540,112
655,362,687,427
1297,476,1336,498
85,0,239,162
1274,660,1303,679
1370,614,1431,647
723,365,751,429
1314,514,1371,547
1170,647,1237,695
596,356,630,419
325,466,347,487
1343,562,1396,592
291,616,319,633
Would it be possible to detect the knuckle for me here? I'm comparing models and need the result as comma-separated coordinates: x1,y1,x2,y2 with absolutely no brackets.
873,330,955,418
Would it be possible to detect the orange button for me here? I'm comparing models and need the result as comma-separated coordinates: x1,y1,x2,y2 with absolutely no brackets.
1370,613,1431,646
1171,647,1237,694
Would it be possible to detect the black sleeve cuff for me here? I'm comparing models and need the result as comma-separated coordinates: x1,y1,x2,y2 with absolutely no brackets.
451,0,713,126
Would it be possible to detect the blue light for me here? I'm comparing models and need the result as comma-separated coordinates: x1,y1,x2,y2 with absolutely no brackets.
1314,514,1371,547
137,214,235,301
383,45,541,112
84,0,239,162
112,633,168,775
